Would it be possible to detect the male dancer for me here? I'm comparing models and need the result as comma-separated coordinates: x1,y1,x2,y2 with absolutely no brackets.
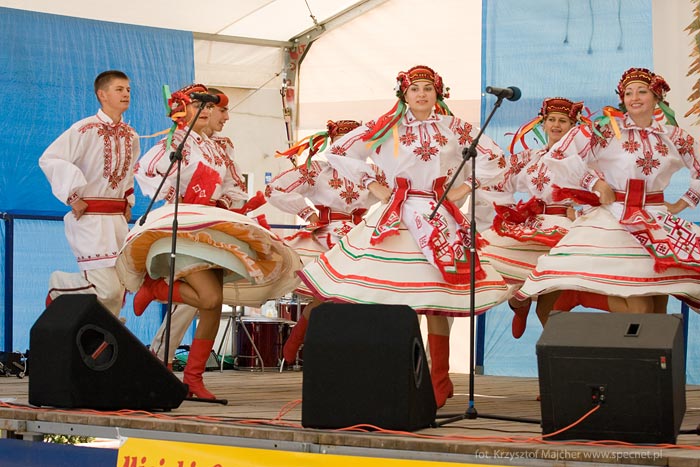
40,70,139,316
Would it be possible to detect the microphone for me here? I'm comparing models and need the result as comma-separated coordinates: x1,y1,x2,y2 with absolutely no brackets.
190,92,229,107
485,86,522,102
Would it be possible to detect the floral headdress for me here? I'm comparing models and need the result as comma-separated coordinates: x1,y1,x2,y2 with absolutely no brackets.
276,119,362,167
362,65,452,151
327,119,362,140
167,83,208,129
616,67,676,125
141,83,228,145
509,97,588,153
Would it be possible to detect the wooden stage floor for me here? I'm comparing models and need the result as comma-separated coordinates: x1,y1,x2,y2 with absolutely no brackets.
1,369,700,466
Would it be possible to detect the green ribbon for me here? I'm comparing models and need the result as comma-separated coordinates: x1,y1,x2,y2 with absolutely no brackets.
658,101,678,126
162,85,177,151
367,100,407,152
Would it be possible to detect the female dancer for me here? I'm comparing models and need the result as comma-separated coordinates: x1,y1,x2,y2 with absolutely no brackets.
480,97,593,337
298,65,510,408
518,68,700,319
118,84,300,399
266,119,388,364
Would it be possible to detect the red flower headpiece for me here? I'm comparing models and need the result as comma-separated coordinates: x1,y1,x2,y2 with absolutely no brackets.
509,97,589,154
616,67,670,102
396,65,450,100
539,97,584,121
327,119,361,139
168,84,209,129
276,119,363,165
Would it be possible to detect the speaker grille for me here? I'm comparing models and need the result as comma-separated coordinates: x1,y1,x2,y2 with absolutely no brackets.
29,294,188,410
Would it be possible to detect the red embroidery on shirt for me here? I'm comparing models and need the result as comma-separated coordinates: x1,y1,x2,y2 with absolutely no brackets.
414,141,439,161
508,153,527,174
550,148,566,160
454,121,474,146
299,166,319,186
530,169,551,192
374,170,388,188
654,141,669,157
636,151,660,175
340,186,360,205
400,128,418,146
79,122,134,189
622,139,641,153
676,135,695,156
433,132,448,146
591,126,613,149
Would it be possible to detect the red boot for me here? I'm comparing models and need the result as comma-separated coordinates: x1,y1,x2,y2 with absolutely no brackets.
133,276,182,316
509,297,531,339
183,338,217,399
576,291,610,312
428,334,453,409
552,291,610,312
552,290,578,311
282,315,308,364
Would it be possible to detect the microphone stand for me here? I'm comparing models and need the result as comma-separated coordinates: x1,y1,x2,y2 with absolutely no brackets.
138,102,228,405
428,95,539,427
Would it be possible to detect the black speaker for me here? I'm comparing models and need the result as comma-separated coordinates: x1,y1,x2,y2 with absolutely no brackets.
29,294,188,410
301,303,436,431
537,312,685,443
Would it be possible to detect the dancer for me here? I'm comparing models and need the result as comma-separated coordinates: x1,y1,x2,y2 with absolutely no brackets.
298,65,510,408
518,67,700,319
266,119,387,364
146,87,249,367
118,84,300,399
147,87,230,369
479,97,593,337
40,70,139,316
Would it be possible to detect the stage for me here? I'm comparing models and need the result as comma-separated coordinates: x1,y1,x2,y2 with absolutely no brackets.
1,370,699,466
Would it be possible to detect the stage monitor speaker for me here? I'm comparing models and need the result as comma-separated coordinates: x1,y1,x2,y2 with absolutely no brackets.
537,312,685,443
29,294,188,410
301,303,436,431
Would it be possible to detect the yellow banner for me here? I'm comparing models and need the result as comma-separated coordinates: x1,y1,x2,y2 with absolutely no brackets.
117,437,497,467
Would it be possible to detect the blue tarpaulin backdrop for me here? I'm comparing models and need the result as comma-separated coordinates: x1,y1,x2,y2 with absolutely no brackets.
0,7,194,351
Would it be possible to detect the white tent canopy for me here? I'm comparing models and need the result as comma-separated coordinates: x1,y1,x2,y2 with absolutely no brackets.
0,0,369,43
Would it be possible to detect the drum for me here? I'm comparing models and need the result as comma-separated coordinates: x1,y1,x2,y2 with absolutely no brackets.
234,318,290,370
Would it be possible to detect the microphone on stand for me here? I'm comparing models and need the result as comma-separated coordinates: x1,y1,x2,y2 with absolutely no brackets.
190,92,229,107
485,86,522,102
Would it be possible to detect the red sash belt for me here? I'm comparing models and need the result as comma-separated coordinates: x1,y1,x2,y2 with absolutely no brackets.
83,198,127,214
614,189,664,206
551,185,601,206
371,178,410,244
552,184,663,209
543,204,568,216
616,180,664,222
371,177,469,245
315,205,367,226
